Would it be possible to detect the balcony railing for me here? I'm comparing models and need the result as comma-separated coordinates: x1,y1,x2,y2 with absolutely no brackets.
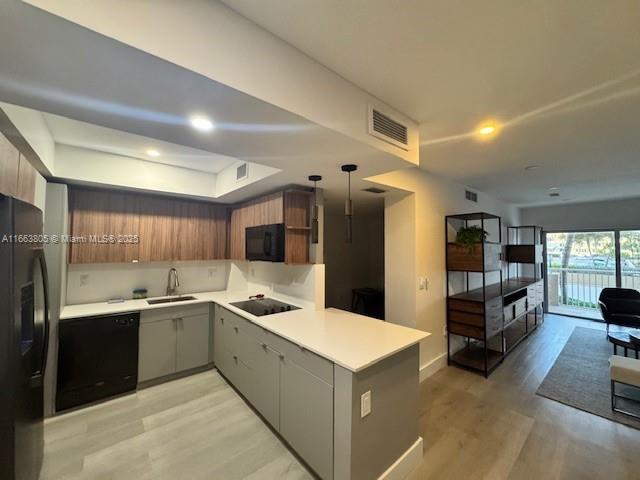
547,266,640,319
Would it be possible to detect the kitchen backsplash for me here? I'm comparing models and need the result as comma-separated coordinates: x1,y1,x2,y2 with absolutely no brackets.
66,260,230,305
66,260,325,308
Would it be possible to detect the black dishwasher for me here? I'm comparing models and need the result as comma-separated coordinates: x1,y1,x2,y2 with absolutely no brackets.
56,312,140,411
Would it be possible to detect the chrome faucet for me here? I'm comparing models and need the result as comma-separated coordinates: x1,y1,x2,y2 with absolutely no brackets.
166,268,180,296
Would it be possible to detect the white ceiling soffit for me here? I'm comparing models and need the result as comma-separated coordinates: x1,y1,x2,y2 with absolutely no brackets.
0,0,413,204
221,0,640,206
42,112,238,174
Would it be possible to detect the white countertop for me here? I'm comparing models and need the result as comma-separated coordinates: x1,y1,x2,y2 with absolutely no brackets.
60,291,429,372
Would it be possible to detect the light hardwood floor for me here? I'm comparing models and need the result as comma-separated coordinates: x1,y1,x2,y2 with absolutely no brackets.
409,314,640,480
41,372,313,480
42,315,640,480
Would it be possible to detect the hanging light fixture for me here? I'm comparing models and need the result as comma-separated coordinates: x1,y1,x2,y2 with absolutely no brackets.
341,164,357,243
308,175,322,244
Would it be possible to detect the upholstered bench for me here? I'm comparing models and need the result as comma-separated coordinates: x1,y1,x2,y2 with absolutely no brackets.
610,355,640,419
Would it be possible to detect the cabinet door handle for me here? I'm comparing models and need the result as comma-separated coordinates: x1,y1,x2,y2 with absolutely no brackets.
233,326,239,333
233,355,238,362
278,354,285,360
220,318,224,324
261,343,267,350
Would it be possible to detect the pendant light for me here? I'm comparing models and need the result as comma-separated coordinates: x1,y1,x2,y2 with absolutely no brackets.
341,164,357,243
308,175,322,244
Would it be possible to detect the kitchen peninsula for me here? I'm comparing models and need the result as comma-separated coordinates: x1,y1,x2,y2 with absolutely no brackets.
60,291,429,480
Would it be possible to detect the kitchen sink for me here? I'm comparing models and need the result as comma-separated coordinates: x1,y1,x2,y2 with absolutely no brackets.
147,295,197,305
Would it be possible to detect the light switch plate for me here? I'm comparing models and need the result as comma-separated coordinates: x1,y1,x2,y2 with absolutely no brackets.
361,390,371,418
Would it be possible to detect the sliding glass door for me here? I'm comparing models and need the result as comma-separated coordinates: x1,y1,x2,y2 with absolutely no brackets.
620,230,640,291
545,231,617,320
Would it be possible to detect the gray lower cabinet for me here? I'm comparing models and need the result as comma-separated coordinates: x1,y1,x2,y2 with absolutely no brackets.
139,318,177,382
176,313,210,372
280,356,334,480
214,306,334,479
240,336,281,428
139,304,210,383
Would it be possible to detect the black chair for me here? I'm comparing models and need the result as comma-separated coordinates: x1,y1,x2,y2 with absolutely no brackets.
598,288,640,334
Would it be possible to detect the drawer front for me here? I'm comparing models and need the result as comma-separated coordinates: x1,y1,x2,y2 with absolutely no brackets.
504,305,514,324
448,310,484,327
267,334,334,385
486,309,503,337
486,296,502,311
448,299,483,314
449,321,484,340
218,306,334,386
514,298,528,318
141,303,209,324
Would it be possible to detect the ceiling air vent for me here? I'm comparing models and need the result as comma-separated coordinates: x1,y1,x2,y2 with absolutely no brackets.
236,163,248,181
362,187,387,194
368,106,409,151
465,190,478,202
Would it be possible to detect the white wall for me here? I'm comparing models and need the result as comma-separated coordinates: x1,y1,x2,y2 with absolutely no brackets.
66,258,325,308
521,197,640,232
66,260,230,305
242,261,325,309
26,0,419,164
55,144,218,199
372,167,520,377
1,101,55,175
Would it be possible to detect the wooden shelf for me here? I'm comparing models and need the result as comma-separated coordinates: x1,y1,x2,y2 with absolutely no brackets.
448,277,539,303
450,344,503,373
503,317,528,353
505,244,543,264
446,242,502,272
286,225,311,230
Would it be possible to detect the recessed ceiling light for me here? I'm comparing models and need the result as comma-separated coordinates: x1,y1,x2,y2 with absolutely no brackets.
525,165,539,171
146,149,160,157
475,120,500,140
190,115,214,132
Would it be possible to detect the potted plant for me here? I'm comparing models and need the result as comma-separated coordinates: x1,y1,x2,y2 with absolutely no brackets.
456,226,488,253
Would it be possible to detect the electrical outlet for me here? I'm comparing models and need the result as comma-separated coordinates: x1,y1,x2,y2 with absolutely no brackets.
208,268,217,279
360,390,371,418
80,274,90,287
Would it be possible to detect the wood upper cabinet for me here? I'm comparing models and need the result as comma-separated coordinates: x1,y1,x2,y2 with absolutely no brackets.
69,187,228,264
0,132,20,198
69,188,141,264
229,190,312,263
16,154,37,205
229,191,284,260
284,190,312,264
138,196,227,262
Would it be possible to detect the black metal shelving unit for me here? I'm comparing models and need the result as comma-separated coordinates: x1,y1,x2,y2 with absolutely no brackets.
445,212,503,377
505,226,545,344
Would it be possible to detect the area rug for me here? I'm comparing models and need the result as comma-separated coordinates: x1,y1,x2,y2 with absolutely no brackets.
536,326,640,429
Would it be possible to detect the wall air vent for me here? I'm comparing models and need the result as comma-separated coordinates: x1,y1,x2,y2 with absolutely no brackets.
465,190,478,202
368,106,409,151
236,163,248,181
362,187,387,194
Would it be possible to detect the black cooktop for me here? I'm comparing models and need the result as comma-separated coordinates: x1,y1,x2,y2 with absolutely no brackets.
229,298,301,317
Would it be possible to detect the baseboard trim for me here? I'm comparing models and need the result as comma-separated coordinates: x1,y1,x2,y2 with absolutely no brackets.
377,437,423,480
419,353,447,382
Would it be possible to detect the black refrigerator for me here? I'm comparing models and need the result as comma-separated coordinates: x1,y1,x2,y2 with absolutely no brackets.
0,194,49,480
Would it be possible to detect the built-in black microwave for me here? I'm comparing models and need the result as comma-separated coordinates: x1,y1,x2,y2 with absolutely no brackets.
245,223,285,262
